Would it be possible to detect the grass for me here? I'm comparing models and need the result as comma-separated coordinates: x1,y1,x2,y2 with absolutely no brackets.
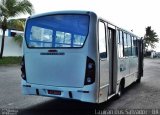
0,57,22,65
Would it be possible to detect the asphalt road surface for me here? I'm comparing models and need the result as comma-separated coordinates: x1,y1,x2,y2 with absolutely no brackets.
0,59,160,115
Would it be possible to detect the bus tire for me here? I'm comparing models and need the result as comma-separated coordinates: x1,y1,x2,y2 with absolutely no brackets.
117,80,124,98
136,77,141,83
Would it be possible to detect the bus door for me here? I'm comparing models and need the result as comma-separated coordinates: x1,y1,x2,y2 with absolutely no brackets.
108,25,118,95
138,38,144,77
98,20,109,102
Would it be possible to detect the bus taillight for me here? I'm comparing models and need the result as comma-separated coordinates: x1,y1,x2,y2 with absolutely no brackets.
21,56,26,80
84,57,95,85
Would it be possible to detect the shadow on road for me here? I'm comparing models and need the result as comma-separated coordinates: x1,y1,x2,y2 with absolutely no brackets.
18,82,140,115
18,99,112,115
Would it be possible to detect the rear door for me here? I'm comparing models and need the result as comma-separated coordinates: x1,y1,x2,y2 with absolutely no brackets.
98,20,109,102
24,14,90,87
99,21,109,88
108,26,117,95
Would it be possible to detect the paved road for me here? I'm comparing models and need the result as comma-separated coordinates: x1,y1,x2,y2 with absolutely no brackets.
0,59,160,115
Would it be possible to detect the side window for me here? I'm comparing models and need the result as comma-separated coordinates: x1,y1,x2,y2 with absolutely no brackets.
123,32,128,56
127,34,132,56
132,36,138,56
118,30,124,58
135,37,138,56
99,21,107,58
132,36,135,56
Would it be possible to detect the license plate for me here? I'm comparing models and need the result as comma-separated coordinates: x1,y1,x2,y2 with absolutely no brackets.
48,90,61,95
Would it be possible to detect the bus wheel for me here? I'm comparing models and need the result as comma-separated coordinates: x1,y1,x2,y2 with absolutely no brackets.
117,81,124,98
136,77,141,83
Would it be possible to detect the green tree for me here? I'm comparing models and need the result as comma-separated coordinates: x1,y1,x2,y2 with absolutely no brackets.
144,26,159,51
8,19,25,47
0,0,34,58
8,18,26,31
14,34,23,47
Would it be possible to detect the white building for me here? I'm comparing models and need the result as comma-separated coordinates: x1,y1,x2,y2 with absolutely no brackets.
0,29,23,57
150,51,156,58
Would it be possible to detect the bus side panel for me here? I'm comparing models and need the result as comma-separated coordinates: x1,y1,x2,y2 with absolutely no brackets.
129,57,138,74
87,13,99,103
125,57,138,87
117,58,130,84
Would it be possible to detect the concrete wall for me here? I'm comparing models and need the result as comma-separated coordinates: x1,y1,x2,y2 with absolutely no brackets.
0,35,22,57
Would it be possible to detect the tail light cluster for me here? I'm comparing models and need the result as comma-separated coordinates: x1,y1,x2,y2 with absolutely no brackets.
21,56,26,80
84,57,95,85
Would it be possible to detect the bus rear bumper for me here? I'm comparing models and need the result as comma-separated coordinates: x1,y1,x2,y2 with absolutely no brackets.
21,80,98,103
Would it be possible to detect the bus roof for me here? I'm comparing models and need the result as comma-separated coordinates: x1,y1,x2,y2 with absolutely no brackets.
28,10,96,19
99,17,140,38
28,10,140,38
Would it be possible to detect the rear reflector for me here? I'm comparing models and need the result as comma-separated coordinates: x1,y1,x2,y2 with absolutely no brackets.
48,90,61,95
21,56,26,80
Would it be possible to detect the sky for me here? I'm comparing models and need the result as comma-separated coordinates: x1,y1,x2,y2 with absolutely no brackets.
20,0,160,51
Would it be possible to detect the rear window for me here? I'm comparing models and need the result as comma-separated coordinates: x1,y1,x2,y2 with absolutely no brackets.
25,14,89,48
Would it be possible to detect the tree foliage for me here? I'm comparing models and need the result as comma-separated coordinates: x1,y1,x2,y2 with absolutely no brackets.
8,18,26,31
14,34,23,47
0,0,34,58
10,19,25,47
144,26,159,50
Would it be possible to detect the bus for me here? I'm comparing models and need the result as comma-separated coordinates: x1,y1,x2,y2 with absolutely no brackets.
21,11,144,103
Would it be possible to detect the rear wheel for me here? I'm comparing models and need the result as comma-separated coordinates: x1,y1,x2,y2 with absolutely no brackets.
136,77,141,83
117,81,125,98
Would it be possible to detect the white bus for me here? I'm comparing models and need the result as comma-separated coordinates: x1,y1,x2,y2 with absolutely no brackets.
21,11,144,103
